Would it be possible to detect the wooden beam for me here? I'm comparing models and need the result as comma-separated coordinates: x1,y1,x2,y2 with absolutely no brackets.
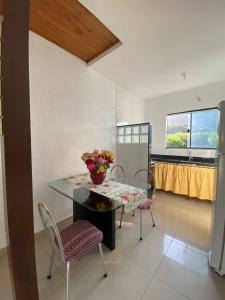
0,0,120,63
0,0,3,15
29,0,120,63
1,1,39,299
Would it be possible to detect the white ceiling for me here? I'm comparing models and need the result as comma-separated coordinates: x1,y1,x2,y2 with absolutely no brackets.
80,0,225,100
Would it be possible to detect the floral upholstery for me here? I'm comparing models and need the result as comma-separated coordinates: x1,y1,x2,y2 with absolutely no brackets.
60,220,103,262
138,187,155,209
138,198,153,209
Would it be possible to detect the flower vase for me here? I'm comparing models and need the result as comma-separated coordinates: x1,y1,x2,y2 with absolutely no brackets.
90,172,106,185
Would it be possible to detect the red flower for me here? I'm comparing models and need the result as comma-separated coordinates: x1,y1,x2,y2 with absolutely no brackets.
85,159,95,173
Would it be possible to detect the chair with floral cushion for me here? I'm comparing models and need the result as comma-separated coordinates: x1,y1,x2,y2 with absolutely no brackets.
38,202,107,300
118,168,156,239
110,165,126,228
134,169,156,240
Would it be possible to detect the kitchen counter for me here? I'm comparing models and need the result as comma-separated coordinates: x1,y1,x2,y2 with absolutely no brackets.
151,154,217,167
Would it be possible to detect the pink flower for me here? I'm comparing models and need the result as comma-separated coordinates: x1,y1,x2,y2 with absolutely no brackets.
98,157,107,165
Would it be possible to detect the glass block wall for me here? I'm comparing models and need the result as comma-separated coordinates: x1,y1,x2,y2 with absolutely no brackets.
117,124,149,144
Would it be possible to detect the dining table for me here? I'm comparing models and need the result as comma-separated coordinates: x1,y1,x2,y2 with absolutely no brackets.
49,173,150,251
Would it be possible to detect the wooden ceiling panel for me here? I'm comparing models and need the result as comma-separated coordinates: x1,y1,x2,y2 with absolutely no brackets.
0,0,120,62
29,0,120,62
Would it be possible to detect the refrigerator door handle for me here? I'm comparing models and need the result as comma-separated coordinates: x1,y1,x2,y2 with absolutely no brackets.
218,153,225,155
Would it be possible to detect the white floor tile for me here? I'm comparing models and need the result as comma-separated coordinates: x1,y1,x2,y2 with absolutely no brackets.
117,230,172,276
156,241,225,300
175,208,212,251
142,278,190,300
35,242,65,300
1,191,220,300
0,265,13,300
116,218,153,240
0,252,8,269
85,252,151,300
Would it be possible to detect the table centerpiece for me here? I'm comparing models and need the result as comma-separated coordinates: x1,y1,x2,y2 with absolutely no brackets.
81,149,114,185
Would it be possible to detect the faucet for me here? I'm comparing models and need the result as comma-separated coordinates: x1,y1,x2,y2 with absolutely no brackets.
188,149,192,161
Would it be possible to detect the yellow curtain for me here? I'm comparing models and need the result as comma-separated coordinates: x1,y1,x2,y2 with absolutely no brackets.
154,162,217,201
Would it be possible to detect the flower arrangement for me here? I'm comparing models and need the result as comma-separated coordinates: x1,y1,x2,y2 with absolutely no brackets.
81,149,114,174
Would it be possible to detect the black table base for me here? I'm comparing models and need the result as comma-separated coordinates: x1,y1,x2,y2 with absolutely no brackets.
73,202,116,251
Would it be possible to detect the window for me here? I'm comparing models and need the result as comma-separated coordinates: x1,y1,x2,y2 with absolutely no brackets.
166,108,219,149
117,123,149,144
166,113,190,148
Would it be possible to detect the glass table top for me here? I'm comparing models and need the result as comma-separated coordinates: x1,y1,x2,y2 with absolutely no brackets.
49,175,151,213
49,179,122,212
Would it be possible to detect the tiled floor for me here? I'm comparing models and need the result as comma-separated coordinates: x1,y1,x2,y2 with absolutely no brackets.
1,191,225,300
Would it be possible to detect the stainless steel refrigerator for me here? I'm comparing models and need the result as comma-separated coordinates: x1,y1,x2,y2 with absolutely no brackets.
210,100,225,275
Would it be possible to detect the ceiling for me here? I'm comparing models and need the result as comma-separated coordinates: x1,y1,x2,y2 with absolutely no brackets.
1,0,120,63
80,0,225,99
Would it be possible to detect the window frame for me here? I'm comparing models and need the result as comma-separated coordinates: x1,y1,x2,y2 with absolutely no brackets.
165,107,219,150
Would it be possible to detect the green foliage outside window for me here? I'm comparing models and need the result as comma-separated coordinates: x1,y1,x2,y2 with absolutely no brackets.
166,109,218,149
166,132,188,148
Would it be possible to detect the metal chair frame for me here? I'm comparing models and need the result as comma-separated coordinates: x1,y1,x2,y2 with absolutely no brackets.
110,164,125,181
38,202,107,300
118,168,156,240
110,165,126,228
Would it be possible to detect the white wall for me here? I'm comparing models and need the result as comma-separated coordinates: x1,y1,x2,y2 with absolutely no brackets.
146,81,225,157
0,32,142,249
116,86,145,124
0,32,117,249
29,31,118,238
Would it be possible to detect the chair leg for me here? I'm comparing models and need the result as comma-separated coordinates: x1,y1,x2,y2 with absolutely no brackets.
149,205,155,227
139,209,143,241
99,243,107,278
66,261,70,300
119,205,124,228
47,251,55,279
132,210,135,216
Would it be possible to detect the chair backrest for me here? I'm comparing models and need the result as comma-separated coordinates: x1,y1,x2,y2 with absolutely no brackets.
110,164,125,181
133,168,156,199
133,168,148,182
38,202,65,262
